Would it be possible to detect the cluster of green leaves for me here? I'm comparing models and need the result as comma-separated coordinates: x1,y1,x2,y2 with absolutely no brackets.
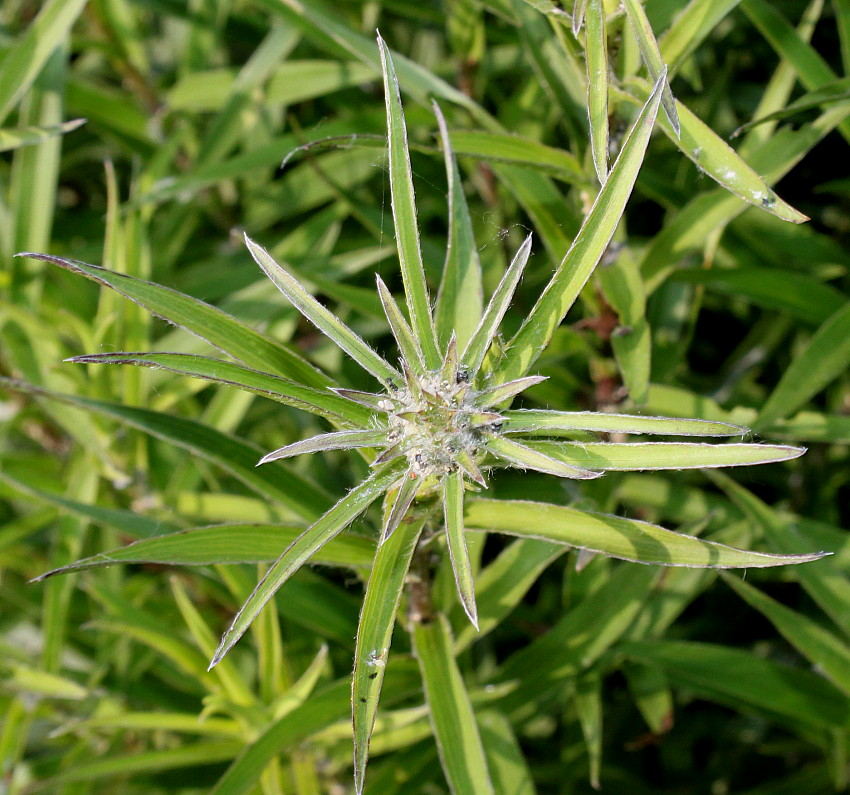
1,0,850,793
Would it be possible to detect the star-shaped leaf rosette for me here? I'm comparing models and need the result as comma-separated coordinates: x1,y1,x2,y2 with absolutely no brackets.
18,35,827,795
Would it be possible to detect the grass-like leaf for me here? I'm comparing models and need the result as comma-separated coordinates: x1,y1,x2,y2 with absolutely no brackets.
209,463,403,668
622,640,850,733
381,470,420,543
67,352,371,425
32,524,376,580
353,514,426,795
0,0,88,125
585,0,609,183
413,614,495,795
377,33,441,368
502,410,746,437
16,252,329,387
1,377,329,520
525,440,805,470
258,429,386,465
485,435,601,480
462,234,532,378
376,275,426,373
475,375,547,407
443,470,478,629
0,118,85,153
243,235,400,386
433,101,484,352
464,499,828,568
497,69,665,383
756,302,850,429
723,574,850,695
622,0,680,135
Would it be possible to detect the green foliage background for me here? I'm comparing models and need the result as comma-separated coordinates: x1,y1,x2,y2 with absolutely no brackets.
1,0,849,792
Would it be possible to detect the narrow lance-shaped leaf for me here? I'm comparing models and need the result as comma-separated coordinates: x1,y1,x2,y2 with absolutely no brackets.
525,440,805,471
622,0,680,135
444,470,478,629
0,118,85,153
244,235,400,386
433,101,483,352
353,514,425,795
464,498,828,568
414,614,495,794
67,352,371,426
209,464,403,669
33,524,376,580
377,33,441,368
0,377,328,521
756,302,850,430
573,0,588,36
502,409,746,437
16,252,331,388
376,275,426,373
722,573,850,696
0,0,88,126
585,0,609,183
485,435,602,480
257,429,387,465
381,470,420,544
462,235,533,377
475,375,547,407
496,70,665,384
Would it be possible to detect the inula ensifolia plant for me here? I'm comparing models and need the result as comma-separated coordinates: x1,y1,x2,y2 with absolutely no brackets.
18,31,829,795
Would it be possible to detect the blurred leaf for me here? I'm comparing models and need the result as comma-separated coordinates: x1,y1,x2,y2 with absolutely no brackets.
756,302,850,429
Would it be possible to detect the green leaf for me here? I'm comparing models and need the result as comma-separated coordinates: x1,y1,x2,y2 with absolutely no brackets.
34,742,242,791
17,252,329,388
477,711,536,795
707,471,850,641
464,498,827,568
413,614,495,795
502,409,745,436
211,679,350,795
622,639,850,732
723,574,850,695
244,235,400,386
209,464,401,668
68,352,371,425
443,470,478,628
497,70,665,383
526,440,805,470
462,235,532,377
756,302,850,429
0,469,178,540
671,267,847,325
0,118,85,153
659,0,744,68
377,33,441,369
258,429,386,465
585,0,609,183
448,130,583,183
376,275,426,373
486,435,602,480
353,514,425,795
574,673,602,790
433,103,484,352
0,0,88,126
622,0,680,134
452,538,566,652
33,524,376,581
497,565,659,711
2,377,329,521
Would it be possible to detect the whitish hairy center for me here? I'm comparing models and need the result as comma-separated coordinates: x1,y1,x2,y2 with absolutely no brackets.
383,371,485,477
